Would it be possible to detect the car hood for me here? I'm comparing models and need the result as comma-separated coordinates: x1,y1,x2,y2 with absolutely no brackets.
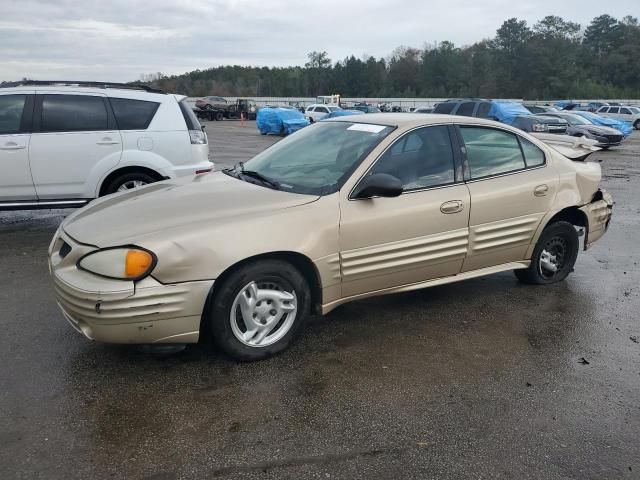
62,172,319,247
572,124,622,135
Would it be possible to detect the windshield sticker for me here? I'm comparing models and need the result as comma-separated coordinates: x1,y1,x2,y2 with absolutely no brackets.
347,124,386,133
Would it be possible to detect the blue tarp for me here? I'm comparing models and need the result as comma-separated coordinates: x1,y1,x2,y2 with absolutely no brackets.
488,102,532,125
256,107,310,135
572,111,633,137
323,109,365,119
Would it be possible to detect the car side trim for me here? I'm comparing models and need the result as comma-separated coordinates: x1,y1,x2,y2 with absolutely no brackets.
0,199,90,211
321,260,530,314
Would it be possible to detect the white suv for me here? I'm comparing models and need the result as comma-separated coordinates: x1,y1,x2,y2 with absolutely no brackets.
596,105,640,130
304,104,340,122
0,81,213,210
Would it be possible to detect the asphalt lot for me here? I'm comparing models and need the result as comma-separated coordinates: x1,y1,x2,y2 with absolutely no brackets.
1,120,639,479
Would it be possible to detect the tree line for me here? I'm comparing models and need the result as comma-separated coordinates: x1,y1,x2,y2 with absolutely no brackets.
145,14,640,100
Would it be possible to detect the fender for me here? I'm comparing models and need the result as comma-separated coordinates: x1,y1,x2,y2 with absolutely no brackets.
89,150,176,198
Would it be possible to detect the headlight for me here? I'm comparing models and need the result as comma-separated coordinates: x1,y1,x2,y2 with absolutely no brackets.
532,123,549,132
78,247,156,280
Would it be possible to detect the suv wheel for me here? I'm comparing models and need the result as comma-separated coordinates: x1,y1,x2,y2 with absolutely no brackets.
515,221,579,285
634,120,640,130
104,171,157,195
207,260,310,361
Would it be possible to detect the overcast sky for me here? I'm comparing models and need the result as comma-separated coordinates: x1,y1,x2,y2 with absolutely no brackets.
0,0,636,82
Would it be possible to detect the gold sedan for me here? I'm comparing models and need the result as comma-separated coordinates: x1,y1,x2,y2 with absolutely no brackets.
49,114,613,360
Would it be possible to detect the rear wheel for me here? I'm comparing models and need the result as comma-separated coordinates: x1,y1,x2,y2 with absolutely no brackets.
515,221,579,285
103,171,158,195
207,260,310,361
634,120,640,130
215,112,224,121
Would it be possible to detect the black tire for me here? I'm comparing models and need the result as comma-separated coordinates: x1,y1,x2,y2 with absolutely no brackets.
515,221,579,285
215,112,224,121
208,260,310,361
309,117,315,124
634,120,640,130
103,171,158,195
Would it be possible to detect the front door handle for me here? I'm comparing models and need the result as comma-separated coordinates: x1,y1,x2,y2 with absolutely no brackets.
440,200,464,214
0,142,26,150
534,184,549,197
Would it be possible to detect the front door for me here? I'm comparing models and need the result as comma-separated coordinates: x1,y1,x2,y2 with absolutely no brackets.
456,125,559,272
29,93,122,199
0,93,36,201
339,125,470,298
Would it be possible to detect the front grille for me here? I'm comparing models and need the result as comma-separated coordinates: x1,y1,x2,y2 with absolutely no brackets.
548,124,567,133
606,134,622,142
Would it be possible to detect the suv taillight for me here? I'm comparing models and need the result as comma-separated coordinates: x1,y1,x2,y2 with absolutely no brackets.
190,129,207,144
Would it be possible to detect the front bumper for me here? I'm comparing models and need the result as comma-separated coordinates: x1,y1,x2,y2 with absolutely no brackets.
579,189,613,249
49,230,213,344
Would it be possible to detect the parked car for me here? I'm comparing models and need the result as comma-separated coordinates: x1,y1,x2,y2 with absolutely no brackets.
512,115,569,134
524,105,559,114
571,111,634,137
0,81,212,210
587,101,609,112
256,107,309,136
351,104,382,114
49,114,613,360
536,112,624,148
195,96,228,111
595,106,640,130
304,104,341,122
323,109,365,119
413,107,434,113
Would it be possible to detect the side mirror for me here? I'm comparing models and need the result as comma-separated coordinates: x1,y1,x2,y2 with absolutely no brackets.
352,173,403,199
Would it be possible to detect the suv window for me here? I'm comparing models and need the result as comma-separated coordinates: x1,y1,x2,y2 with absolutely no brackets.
371,126,455,190
0,94,27,134
597,107,608,113
433,102,456,114
456,102,476,117
178,99,202,130
109,98,159,130
608,107,619,114
40,95,108,132
459,127,525,179
476,102,491,118
620,108,632,115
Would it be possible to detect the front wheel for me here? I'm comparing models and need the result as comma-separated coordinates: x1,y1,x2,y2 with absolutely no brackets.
515,221,579,285
207,260,310,361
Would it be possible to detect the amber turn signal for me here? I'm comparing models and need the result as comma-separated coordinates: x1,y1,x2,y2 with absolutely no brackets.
125,249,154,278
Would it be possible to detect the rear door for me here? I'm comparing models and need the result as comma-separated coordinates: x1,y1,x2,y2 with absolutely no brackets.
0,92,36,201
456,125,558,272
619,107,634,124
29,93,122,199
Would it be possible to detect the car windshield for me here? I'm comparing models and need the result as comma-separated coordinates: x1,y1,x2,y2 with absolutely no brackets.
562,114,591,125
234,121,394,195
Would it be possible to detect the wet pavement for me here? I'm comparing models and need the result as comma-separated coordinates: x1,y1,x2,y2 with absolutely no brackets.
1,122,639,479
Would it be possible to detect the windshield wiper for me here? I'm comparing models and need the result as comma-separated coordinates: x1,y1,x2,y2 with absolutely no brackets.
240,170,280,190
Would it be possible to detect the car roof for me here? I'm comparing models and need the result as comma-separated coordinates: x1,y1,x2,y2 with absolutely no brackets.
0,84,173,101
326,113,503,128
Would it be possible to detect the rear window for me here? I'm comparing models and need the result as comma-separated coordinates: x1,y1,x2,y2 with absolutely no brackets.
433,102,456,114
179,99,202,130
41,94,108,132
109,98,159,130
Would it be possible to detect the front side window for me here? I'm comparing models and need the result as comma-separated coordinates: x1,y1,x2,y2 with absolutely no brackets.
459,127,526,179
370,126,455,190
109,98,159,130
608,107,619,114
234,121,394,195
476,102,491,118
41,95,108,132
0,94,27,134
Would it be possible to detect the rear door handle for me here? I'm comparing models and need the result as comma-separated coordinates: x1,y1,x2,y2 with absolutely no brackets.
96,137,120,145
440,200,464,214
534,184,549,197
0,142,26,150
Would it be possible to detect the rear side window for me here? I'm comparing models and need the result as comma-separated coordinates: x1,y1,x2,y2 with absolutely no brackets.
371,126,455,190
459,127,525,179
598,107,608,113
179,99,202,130
456,102,475,117
621,108,632,115
109,98,159,130
476,102,491,118
0,94,27,134
434,102,456,114
608,107,619,114
41,95,108,132
519,137,545,167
